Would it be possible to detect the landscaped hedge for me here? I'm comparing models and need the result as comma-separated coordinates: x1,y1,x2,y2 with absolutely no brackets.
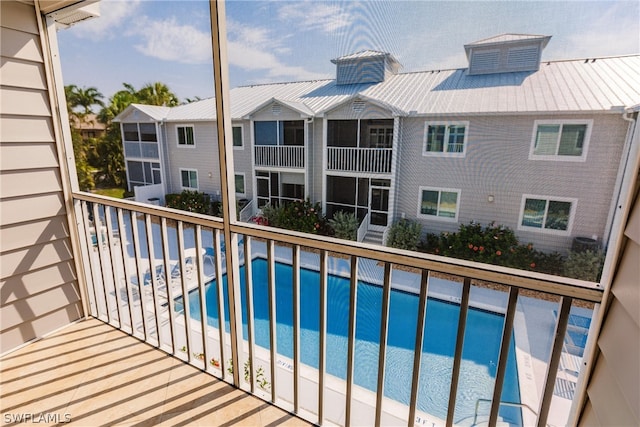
421,221,565,275
262,199,330,234
165,190,211,214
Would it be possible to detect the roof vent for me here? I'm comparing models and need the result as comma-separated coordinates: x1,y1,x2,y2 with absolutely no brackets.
272,104,281,115
464,34,551,75
332,50,401,85
352,100,366,112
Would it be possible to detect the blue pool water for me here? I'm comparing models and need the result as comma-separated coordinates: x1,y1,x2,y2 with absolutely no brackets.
177,258,522,425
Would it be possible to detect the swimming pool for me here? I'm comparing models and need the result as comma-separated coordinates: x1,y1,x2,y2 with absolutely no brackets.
177,258,522,425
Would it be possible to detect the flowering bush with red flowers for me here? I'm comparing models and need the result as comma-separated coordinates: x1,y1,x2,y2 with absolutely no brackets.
421,221,564,274
165,190,211,214
261,199,330,234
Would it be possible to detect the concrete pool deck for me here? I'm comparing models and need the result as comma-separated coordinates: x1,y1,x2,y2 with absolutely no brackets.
86,234,590,426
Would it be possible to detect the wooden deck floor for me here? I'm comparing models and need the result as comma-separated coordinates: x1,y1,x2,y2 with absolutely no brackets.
0,319,311,427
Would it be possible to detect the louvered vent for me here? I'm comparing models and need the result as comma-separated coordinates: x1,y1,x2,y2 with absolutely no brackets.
470,50,500,73
507,46,539,69
272,104,281,115
47,2,100,28
352,100,366,112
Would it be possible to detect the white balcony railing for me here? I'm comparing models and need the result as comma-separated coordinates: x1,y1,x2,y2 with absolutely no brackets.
255,145,305,168
73,192,602,427
327,147,392,173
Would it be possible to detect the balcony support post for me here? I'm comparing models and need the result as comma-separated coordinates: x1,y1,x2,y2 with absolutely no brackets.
292,244,301,413
374,262,393,425
488,287,520,426
117,208,136,336
144,213,162,347
345,255,359,426
537,296,572,427
160,217,177,352
408,270,430,426
447,278,471,427
208,0,242,387
318,250,328,424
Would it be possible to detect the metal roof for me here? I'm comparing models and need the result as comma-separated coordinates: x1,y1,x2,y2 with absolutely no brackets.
466,33,550,46
123,55,640,122
331,50,393,62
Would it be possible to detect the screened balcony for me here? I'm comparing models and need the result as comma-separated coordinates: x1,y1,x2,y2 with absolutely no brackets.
327,147,392,174
327,119,394,174
255,145,305,169
2,1,638,426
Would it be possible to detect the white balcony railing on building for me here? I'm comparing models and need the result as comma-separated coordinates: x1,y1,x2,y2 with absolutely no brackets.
327,147,392,173
73,192,602,427
255,145,305,168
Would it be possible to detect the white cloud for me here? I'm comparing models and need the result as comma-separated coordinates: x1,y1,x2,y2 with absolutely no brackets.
228,40,327,82
226,18,328,83
133,17,212,64
277,1,352,33
66,0,141,41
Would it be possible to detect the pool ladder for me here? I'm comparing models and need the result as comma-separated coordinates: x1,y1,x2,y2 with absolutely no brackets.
471,398,539,426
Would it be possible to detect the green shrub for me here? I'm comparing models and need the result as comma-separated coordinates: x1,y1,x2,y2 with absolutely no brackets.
386,219,422,250
564,250,605,282
328,211,358,240
261,199,328,234
165,190,210,214
421,221,565,274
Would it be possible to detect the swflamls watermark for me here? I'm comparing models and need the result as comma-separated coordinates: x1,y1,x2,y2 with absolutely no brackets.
3,413,71,423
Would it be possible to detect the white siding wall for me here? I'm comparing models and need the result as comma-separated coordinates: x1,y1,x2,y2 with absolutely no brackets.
578,176,639,426
164,121,251,199
233,121,252,199
396,114,627,252
0,1,82,353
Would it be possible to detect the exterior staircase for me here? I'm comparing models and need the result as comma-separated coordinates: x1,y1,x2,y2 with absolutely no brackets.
362,230,384,245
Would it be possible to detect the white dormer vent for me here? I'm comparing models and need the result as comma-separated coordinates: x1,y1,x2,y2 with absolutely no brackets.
332,50,401,85
464,34,551,75
272,104,281,115
470,50,500,73
352,100,366,113
507,46,540,69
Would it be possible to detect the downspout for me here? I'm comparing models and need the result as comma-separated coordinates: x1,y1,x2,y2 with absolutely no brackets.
160,119,171,196
305,116,314,201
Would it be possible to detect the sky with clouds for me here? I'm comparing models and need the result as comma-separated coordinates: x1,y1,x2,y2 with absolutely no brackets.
56,0,640,103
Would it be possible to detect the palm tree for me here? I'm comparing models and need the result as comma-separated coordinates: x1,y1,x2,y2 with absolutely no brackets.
137,82,179,107
65,85,104,122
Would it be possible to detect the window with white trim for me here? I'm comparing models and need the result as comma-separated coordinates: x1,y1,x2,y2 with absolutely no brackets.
423,122,468,156
530,120,591,161
235,173,245,195
418,187,460,220
233,125,243,148
177,125,195,146
180,169,198,190
126,161,161,189
519,195,576,233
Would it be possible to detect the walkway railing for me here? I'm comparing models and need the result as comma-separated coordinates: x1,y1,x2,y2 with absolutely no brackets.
255,145,305,168
239,199,256,223
327,147,392,173
72,192,602,427
356,213,370,242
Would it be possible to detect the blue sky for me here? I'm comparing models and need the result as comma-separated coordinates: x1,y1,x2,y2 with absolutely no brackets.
57,0,640,103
